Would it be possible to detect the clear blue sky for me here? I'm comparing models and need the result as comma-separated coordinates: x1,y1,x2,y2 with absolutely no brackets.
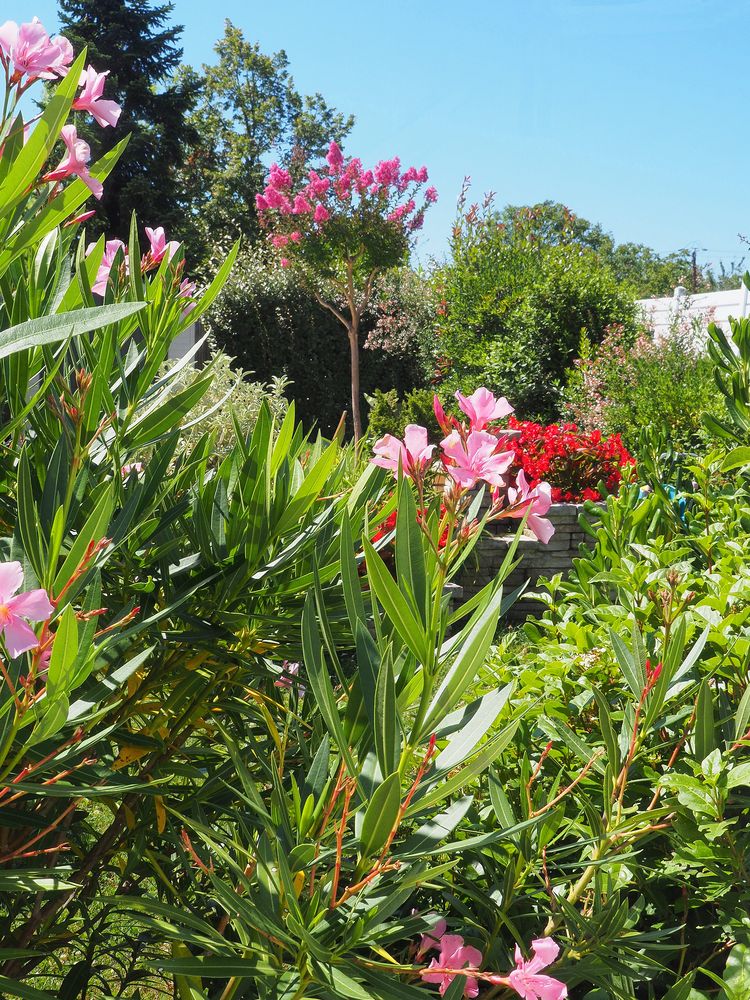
16,0,750,270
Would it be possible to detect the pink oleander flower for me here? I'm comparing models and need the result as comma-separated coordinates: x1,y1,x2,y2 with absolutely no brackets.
371,424,435,479
421,934,482,998
178,277,197,317
63,208,96,228
121,462,144,478
313,203,330,223
441,430,514,489
326,140,344,173
274,661,305,694
73,66,121,127
433,395,452,435
505,470,555,544
416,915,447,959
87,238,127,295
456,388,514,431
0,562,53,658
44,124,103,199
492,938,567,1000
144,226,180,266
0,18,73,81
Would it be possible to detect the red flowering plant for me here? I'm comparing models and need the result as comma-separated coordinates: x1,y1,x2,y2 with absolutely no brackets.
504,416,635,504
256,141,437,441
369,388,556,578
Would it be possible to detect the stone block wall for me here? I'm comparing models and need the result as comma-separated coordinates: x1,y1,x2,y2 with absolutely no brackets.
458,503,601,620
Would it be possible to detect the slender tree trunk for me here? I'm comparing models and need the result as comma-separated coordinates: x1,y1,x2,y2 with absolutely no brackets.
348,315,362,443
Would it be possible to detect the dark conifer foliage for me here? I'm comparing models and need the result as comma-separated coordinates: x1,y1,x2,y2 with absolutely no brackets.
57,0,198,241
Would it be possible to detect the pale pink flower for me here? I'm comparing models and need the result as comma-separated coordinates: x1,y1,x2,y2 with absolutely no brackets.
416,916,447,959
505,470,555,544
178,277,197,316
44,124,102,199
421,934,482,998
495,938,567,1000
73,66,121,127
0,18,73,80
441,430,514,489
313,203,330,223
0,562,53,658
371,424,435,479
144,226,180,265
121,462,144,478
87,238,127,295
455,388,514,431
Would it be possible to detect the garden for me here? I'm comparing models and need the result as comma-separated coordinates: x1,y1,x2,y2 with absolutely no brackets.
0,10,749,1000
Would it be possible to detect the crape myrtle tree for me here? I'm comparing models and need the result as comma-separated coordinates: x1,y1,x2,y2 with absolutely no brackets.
257,142,437,442
176,20,354,263
57,0,198,242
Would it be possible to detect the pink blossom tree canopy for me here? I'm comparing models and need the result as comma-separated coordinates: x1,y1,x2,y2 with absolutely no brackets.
256,142,437,441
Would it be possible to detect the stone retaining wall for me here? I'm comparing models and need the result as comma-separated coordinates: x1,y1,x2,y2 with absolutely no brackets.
458,503,601,620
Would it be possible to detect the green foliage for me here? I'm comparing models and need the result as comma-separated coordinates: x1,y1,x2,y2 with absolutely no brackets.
176,19,353,263
564,319,724,453
57,0,200,242
704,284,750,445
498,200,746,297
435,191,638,421
366,387,442,441
206,245,429,436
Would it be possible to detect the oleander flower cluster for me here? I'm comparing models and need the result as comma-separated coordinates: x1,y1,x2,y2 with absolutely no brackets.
371,388,555,546
416,916,567,999
1,16,122,200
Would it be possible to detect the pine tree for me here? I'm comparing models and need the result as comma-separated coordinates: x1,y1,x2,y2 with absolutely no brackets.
57,0,198,241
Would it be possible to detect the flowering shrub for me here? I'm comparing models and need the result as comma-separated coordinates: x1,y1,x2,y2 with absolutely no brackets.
257,141,437,440
505,415,635,503
564,318,724,452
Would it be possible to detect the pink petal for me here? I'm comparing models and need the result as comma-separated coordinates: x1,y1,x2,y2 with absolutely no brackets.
8,589,53,621
403,423,429,459
2,617,40,658
0,562,23,602
527,937,561,973
528,515,555,544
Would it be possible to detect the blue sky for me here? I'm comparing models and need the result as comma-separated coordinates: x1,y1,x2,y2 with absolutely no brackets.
16,0,750,270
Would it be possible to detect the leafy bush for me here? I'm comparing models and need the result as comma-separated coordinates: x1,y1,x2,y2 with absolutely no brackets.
206,245,430,436
163,350,290,458
433,188,638,421
366,386,443,441
564,313,724,453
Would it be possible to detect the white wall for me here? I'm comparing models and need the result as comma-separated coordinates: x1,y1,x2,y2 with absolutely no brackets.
637,285,749,341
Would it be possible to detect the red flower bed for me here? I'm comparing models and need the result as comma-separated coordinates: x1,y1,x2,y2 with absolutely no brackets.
505,417,635,503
